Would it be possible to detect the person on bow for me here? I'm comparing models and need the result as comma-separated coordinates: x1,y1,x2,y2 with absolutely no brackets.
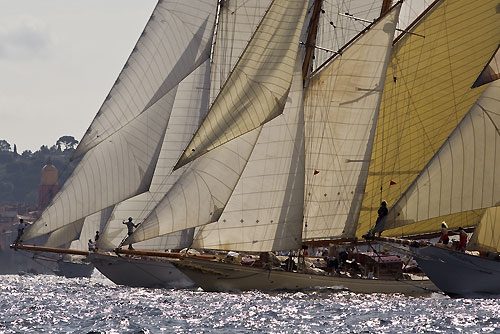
438,222,449,245
14,218,27,245
123,217,138,250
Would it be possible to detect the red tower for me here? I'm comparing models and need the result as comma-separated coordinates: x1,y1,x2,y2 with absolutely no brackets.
38,160,59,211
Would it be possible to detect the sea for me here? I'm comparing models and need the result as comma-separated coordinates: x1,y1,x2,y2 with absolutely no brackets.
1,273,500,334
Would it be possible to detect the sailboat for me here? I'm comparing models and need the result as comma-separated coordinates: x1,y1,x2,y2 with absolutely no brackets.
114,0,449,294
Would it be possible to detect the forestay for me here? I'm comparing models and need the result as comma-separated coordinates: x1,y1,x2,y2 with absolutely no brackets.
73,0,217,158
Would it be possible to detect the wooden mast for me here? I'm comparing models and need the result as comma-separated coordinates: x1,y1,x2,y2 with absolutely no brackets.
380,0,393,17
302,0,323,82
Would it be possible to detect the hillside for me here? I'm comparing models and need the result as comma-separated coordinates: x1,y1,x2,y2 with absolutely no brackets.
0,137,79,205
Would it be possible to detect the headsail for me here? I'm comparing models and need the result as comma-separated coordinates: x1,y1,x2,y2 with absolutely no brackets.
357,0,500,237
302,3,400,240
174,0,308,168
23,88,179,241
381,80,500,231
97,60,211,250
43,218,85,248
468,206,500,253
125,128,260,244
73,0,217,158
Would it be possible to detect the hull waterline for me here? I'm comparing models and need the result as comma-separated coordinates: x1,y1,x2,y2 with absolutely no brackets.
174,257,438,294
88,252,195,289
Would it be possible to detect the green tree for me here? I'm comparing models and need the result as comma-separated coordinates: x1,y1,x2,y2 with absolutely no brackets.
0,140,11,152
56,136,79,151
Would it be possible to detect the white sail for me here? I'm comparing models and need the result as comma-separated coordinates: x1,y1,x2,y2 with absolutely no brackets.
23,88,178,241
126,127,260,244
383,80,500,230
192,54,305,252
43,218,85,248
303,5,400,240
73,0,217,158
175,0,308,168
97,60,211,250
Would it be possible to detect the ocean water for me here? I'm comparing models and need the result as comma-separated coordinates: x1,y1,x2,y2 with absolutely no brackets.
1,273,500,334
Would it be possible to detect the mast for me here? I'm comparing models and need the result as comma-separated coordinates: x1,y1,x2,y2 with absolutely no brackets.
380,0,393,17
302,0,323,82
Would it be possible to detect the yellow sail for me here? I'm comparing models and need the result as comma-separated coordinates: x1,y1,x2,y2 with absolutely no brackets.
468,207,500,253
356,0,500,237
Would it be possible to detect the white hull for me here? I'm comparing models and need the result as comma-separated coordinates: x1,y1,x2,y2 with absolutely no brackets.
88,252,194,289
174,257,438,294
55,261,94,278
412,245,500,297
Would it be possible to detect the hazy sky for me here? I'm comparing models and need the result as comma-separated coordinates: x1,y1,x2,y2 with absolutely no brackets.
0,0,156,153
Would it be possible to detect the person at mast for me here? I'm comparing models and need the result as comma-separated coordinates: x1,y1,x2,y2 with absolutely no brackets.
438,222,449,245
123,217,138,250
374,201,388,237
457,227,467,252
88,239,95,252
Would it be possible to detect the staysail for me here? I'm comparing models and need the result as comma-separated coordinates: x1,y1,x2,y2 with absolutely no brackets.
175,0,308,168
303,4,400,240
356,0,500,237
73,0,217,158
97,60,211,250
23,88,178,241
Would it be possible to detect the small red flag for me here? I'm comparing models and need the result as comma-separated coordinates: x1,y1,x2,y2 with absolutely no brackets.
314,170,319,175
390,180,397,185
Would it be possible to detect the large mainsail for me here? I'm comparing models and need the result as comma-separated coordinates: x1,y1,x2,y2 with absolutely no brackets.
302,4,400,240
175,0,308,168
97,60,211,250
73,0,217,158
192,54,306,252
356,0,500,237
380,80,500,231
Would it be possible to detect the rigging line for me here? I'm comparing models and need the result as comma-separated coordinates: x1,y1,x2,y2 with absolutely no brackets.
338,12,425,38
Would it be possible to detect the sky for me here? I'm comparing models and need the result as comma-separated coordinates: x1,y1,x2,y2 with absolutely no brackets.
0,0,156,153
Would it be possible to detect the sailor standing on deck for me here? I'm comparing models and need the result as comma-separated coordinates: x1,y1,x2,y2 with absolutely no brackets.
14,218,27,245
123,217,138,250
438,222,449,245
